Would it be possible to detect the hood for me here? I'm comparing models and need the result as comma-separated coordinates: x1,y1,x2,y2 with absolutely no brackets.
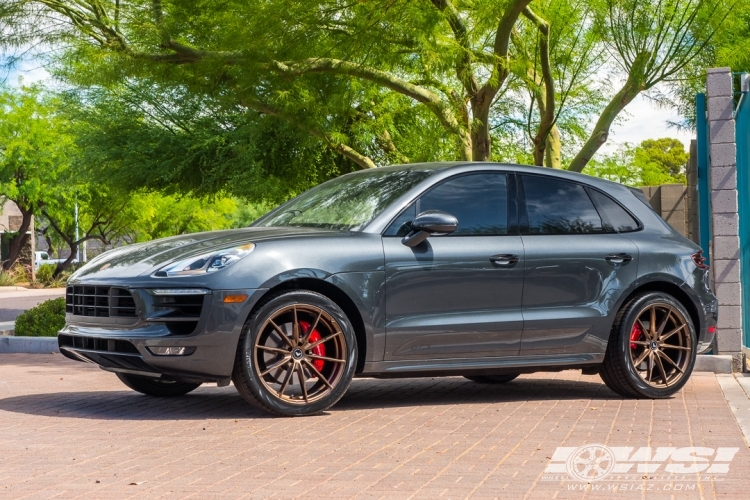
70,227,336,280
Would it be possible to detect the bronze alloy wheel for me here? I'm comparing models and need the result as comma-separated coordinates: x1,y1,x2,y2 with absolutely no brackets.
627,303,692,388
253,304,348,405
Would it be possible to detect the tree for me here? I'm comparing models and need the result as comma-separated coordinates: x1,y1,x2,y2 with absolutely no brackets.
1,0,732,176
583,137,688,186
0,85,71,269
634,138,688,180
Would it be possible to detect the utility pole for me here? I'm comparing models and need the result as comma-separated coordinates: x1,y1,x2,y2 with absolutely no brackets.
74,203,79,262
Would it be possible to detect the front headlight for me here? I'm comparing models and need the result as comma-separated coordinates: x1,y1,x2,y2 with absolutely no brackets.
154,243,255,277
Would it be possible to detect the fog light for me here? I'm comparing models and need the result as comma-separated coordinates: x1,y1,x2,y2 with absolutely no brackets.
223,294,248,303
147,346,196,356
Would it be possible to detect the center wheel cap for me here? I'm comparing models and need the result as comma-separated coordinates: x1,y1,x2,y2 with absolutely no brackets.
292,348,304,359
650,340,658,351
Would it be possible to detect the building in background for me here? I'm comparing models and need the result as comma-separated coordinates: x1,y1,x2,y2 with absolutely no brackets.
0,198,34,267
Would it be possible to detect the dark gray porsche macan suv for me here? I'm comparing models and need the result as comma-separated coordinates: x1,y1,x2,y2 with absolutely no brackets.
59,163,718,416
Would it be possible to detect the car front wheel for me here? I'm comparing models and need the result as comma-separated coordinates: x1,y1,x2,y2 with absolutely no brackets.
232,290,358,417
601,291,696,398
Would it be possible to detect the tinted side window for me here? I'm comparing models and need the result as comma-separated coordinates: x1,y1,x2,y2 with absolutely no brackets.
521,175,603,234
384,202,416,236
588,190,640,232
419,173,508,236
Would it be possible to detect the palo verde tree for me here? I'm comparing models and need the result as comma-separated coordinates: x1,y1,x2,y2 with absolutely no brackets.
0,0,733,174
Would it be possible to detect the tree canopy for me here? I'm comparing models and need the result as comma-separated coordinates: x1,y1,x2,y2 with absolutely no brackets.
0,0,734,188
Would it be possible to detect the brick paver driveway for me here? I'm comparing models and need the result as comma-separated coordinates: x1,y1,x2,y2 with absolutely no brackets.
1,354,748,499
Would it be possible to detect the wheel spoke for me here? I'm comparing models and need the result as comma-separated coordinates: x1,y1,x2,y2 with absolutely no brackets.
278,364,294,396
654,351,670,386
631,341,650,346
649,307,657,339
292,305,300,345
260,356,291,376
303,359,333,389
636,318,650,340
306,330,342,350
661,344,690,351
303,309,323,346
657,351,684,374
646,352,654,382
306,354,346,363
296,363,309,402
256,345,289,355
656,310,672,337
269,319,295,348
633,348,650,367
659,324,685,342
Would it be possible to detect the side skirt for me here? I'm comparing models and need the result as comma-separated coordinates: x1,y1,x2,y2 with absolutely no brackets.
359,353,604,378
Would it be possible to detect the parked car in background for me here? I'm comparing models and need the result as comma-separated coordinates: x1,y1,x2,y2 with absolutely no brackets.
58,162,717,417
35,251,77,270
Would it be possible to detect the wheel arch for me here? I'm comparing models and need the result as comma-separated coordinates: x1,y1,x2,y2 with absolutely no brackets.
249,277,368,373
614,279,702,339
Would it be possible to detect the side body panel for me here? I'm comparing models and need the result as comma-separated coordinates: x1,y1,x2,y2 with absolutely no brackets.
383,235,525,359
519,234,639,355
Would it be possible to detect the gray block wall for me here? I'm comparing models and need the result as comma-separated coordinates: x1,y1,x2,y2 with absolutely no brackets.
706,68,743,371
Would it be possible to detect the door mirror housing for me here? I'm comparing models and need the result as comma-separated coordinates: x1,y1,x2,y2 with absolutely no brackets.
402,210,458,247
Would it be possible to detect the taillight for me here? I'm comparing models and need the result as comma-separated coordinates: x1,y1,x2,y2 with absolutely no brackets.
691,251,709,270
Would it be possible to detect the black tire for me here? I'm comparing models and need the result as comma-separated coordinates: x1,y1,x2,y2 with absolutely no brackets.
464,374,519,384
601,291,696,399
116,373,201,397
232,290,358,417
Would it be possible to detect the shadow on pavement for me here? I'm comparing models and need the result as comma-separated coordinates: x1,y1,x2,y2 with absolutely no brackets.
0,376,620,420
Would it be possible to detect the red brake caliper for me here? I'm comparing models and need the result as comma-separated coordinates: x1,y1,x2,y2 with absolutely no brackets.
300,321,326,371
630,322,644,349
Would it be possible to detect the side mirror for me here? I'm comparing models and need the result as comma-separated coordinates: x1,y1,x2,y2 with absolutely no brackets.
402,210,458,247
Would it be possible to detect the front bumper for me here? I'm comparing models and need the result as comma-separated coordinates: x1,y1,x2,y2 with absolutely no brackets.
58,287,267,383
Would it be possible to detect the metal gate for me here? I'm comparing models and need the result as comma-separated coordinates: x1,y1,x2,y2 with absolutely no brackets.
735,73,750,357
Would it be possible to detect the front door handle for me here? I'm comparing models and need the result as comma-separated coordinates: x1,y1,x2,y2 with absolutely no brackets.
605,253,633,264
490,254,519,266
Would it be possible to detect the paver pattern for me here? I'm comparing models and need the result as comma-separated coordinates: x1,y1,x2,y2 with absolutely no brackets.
0,354,748,499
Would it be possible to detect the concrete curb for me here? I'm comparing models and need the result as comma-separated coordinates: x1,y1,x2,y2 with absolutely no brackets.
716,374,750,447
694,354,734,373
0,336,59,354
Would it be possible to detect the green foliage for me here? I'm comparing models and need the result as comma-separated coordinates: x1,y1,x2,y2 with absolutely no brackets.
14,297,66,337
35,264,55,284
584,138,688,187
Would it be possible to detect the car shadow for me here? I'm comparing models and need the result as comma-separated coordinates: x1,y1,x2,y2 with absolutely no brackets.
0,376,622,421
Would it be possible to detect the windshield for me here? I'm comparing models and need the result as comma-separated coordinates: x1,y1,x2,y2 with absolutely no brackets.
254,168,434,231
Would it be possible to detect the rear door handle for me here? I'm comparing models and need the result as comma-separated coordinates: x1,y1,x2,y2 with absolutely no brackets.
605,253,633,264
490,254,519,266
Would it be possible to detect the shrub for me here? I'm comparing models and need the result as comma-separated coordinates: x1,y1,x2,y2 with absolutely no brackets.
14,297,66,337
35,264,56,284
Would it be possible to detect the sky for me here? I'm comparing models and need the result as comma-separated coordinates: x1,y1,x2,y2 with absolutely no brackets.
5,59,695,157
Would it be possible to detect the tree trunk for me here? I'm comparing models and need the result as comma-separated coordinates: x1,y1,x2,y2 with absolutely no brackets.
2,206,33,271
567,52,650,173
53,247,78,279
545,125,562,169
470,95,491,161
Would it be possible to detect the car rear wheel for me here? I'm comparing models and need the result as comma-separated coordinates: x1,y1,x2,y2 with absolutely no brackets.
232,290,357,417
601,292,696,398
464,374,519,384
116,373,201,397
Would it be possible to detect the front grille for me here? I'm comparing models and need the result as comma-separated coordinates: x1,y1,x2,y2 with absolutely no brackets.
66,286,137,318
58,334,140,354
